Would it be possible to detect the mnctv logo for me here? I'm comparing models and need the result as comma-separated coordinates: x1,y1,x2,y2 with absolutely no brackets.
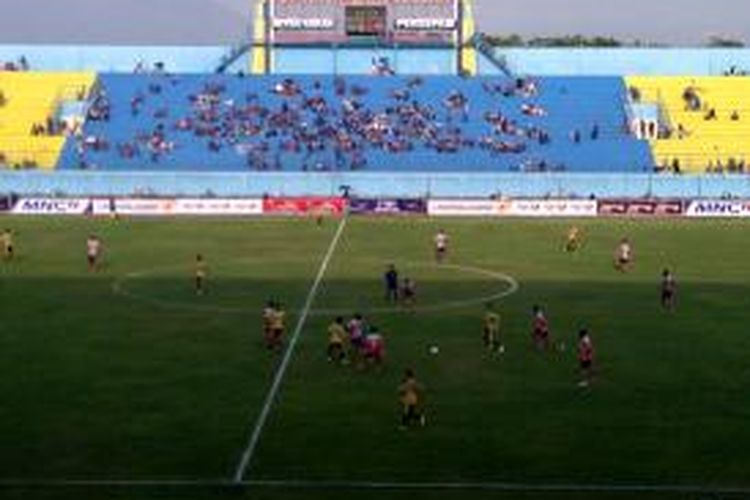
687,200,750,217
12,198,88,214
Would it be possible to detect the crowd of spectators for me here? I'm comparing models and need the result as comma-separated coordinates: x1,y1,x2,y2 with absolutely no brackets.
706,158,747,174
724,65,749,77
29,117,65,137
655,157,748,175
72,74,620,172
1,56,29,72
371,57,395,76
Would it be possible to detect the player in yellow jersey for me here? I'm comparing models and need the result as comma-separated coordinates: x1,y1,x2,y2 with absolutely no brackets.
262,300,275,346
326,316,347,364
398,368,426,430
194,254,207,295
565,225,582,253
2,228,14,261
483,303,503,354
614,237,633,272
267,303,286,352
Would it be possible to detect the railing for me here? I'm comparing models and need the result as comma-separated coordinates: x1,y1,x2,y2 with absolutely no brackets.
215,42,254,74
472,34,512,77
2,171,750,199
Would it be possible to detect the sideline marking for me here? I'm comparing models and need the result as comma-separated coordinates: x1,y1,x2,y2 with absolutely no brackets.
0,478,748,495
232,215,348,483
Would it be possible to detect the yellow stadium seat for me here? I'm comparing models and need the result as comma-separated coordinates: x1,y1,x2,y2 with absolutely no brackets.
0,72,96,169
626,76,750,173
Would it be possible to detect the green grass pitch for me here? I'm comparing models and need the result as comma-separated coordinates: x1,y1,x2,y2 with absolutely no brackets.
1,216,750,499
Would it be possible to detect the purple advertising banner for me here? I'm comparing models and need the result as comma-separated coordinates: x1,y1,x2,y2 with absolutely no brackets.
0,195,16,212
349,198,427,215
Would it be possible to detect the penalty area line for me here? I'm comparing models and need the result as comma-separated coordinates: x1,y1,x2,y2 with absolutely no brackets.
231,215,349,484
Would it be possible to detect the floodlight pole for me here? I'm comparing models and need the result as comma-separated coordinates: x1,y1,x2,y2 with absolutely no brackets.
457,0,464,75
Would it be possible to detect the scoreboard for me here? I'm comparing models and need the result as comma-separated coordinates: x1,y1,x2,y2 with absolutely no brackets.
345,6,387,36
270,0,459,43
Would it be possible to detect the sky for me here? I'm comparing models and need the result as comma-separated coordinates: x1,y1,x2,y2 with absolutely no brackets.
0,0,748,45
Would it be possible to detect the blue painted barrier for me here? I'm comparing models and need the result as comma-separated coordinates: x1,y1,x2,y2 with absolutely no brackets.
2,171,749,198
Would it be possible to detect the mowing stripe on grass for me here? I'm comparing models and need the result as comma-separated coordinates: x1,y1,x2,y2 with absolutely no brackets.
232,215,349,483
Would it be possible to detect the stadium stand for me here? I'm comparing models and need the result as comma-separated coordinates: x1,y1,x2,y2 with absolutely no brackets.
627,76,750,173
0,71,95,169
58,74,652,172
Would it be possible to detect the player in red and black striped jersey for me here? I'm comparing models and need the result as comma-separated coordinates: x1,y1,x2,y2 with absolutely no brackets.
531,305,551,351
401,277,416,311
661,268,677,311
86,234,102,271
577,329,595,387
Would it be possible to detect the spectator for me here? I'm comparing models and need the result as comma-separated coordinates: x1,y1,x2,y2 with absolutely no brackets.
677,124,687,139
590,123,600,141
682,86,701,111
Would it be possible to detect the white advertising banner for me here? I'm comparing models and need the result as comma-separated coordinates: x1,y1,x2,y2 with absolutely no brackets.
113,199,177,216
685,200,750,218
11,198,91,215
428,199,597,217
394,18,457,30
112,198,263,216
272,18,335,30
173,199,263,215
427,199,511,216
509,199,598,217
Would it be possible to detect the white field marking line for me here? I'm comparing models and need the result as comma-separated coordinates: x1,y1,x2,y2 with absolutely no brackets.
311,263,519,316
232,215,349,484
110,256,319,316
1,478,750,495
112,260,519,317
246,479,750,494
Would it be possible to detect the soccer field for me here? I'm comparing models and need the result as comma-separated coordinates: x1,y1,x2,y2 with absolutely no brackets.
1,216,750,499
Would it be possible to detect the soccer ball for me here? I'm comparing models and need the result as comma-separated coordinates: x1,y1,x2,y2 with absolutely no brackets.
429,345,440,355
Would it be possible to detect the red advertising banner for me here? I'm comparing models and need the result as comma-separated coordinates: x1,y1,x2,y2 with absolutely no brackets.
262,197,346,215
598,199,683,217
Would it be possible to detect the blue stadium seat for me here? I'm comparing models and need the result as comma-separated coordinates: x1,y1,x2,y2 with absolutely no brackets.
58,74,653,173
